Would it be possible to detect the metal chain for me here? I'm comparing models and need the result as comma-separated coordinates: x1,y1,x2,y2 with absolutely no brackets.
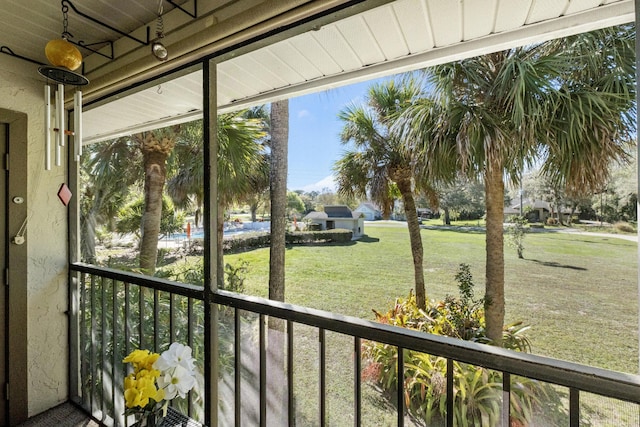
156,0,165,38
61,4,71,39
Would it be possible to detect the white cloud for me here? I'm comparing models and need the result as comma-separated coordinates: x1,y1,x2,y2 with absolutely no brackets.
300,175,336,193
297,109,311,118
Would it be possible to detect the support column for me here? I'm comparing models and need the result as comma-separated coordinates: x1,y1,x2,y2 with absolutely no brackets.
203,59,219,426
635,0,640,375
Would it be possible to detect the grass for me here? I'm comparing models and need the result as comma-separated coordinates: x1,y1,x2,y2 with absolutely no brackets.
223,223,640,425
226,223,638,373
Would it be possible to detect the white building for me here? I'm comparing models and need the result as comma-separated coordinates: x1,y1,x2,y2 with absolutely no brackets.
353,202,382,220
304,205,365,238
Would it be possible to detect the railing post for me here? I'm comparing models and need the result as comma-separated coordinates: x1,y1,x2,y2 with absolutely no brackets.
288,320,295,427
153,289,160,351
354,337,361,427
319,328,326,426
80,272,88,409
397,346,404,427
112,280,122,426
138,287,145,350
100,276,107,421
570,388,580,427
90,274,97,415
446,359,454,427
260,314,267,427
234,308,242,426
169,294,176,345
502,372,511,426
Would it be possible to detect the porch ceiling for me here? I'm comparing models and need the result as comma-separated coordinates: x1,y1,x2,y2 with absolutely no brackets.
0,0,634,143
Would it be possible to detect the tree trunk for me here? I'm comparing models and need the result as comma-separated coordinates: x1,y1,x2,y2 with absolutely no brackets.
381,199,392,220
81,205,97,264
443,206,451,225
82,189,112,263
568,204,576,226
268,99,289,425
556,197,565,226
138,132,173,275
250,202,258,222
396,176,426,310
269,100,289,303
484,162,505,345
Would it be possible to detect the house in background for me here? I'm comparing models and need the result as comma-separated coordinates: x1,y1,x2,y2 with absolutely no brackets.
353,202,382,220
505,199,576,223
304,205,365,238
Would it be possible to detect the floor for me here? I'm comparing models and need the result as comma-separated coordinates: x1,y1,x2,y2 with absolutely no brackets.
16,402,100,427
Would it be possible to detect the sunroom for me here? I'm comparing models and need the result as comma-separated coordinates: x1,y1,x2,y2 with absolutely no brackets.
0,0,638,426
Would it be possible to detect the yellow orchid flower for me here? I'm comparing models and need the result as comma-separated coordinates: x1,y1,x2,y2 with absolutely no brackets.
123,349,150,366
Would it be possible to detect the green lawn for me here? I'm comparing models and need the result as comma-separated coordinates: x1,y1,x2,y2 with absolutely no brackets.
220,223,639,425
225,223,638,374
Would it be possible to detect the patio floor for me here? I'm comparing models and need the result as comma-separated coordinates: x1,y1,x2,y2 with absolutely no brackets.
17,402,100,427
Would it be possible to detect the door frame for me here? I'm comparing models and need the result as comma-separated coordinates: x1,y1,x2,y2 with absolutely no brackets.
0,109,28,425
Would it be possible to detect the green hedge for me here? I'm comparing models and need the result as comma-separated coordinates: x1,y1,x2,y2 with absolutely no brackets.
285,229,352,245
223,232,271,253
186,229,354,255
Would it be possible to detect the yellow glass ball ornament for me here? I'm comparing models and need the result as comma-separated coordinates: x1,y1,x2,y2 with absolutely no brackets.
45,39,82,71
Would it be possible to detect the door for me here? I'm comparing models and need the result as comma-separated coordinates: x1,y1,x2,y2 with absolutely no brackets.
0,123,6,426
0,111,28,426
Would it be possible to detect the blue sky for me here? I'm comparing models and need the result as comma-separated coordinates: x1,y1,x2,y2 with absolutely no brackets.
287,80,381,192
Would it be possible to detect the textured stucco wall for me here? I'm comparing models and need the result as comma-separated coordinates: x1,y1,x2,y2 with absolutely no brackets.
0,56,68,415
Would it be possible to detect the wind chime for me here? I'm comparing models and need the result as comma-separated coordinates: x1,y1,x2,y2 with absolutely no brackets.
37,2,89,170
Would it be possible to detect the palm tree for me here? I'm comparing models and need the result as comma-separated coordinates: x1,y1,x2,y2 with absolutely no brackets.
135,127,179,274
399,25,635,344
266,99,289,424
167,121,206,227
241,155,270,222
166,114,267,287
269,99,289,303
83,114,267,276
238,107,271,223
335,78,442,310
80,136,142,262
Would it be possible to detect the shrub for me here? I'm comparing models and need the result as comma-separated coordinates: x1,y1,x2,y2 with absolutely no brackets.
362,264,564,425
116,195,186,239
95,226,113,247
223,232,271,253
613,221,635,233
222,229,353,253
184,238,204,255
181,229,354,255
286,229,352,244
156,258,204,287
224,260,248,293
506,215,528,259
546,217,558,225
